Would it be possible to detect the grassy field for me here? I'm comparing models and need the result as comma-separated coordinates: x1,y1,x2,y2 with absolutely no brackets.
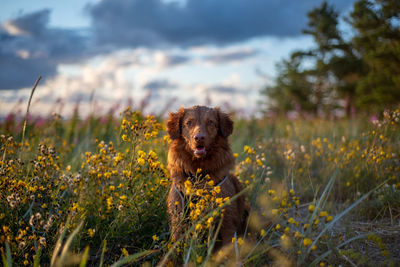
1,107,400,266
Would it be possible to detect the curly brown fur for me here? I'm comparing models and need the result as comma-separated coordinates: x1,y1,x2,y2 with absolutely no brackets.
166,105,249,247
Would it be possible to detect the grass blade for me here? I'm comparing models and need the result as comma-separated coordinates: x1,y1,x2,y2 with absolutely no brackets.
306,180,387,256
33,245,41,267
79,246,90,267
2,242,12,267
99,240,107,267
110,250,157,267
309,233,371,267
56,221,84,266
21,75,41,145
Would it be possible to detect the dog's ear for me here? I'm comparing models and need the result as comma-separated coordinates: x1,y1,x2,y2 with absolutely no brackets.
216,108,233,138
167,107,185,139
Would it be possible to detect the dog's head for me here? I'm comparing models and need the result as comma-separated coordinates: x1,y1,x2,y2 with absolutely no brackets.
167,106,233,158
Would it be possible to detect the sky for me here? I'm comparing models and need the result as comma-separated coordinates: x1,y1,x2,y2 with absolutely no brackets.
0,0,356,118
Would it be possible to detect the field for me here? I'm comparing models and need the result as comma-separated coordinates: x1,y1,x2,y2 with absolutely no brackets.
1,106,400,266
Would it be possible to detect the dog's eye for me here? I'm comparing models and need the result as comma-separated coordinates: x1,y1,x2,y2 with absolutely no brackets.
186,120,193,127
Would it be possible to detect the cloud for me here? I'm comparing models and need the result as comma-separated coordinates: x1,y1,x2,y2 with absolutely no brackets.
0,9,89,89
144,79,177,91
204,48,259,64
88,0,355,47
153,51,190,68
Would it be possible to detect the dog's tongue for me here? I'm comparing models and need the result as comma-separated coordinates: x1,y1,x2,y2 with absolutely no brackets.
195,146,206,156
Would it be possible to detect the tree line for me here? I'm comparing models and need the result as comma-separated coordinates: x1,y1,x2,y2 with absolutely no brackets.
261,0,400,117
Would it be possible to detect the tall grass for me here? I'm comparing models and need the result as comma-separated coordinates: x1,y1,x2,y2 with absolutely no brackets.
0,107,399,266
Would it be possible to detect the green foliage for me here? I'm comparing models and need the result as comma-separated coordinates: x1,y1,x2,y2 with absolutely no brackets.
262,0,400,116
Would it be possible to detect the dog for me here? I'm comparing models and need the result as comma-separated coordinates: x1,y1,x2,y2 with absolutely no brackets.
166,105,249,247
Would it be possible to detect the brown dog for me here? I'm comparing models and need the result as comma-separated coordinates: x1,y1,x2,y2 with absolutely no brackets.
166,105,248,247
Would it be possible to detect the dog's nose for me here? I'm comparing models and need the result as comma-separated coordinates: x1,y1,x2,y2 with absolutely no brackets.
194,133,205,142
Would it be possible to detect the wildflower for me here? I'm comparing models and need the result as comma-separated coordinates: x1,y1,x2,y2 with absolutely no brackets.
137,158,145,166
271,209,278,215
326,215,333,222
196,189,204,196
268,189,275,195
152,235,159,241
121,248,129,257
303,238,312,246
237,237,244,246
288,217,295,224
308,204,315,212
260,229,266,237
233,153,239,158
207,180,215,186
214,186,221,194
195,223,202,231
88,229,95,237
319,211,328,217
196,256,203,264
275,224,281,230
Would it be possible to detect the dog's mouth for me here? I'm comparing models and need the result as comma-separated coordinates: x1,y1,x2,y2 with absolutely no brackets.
194,144,206,156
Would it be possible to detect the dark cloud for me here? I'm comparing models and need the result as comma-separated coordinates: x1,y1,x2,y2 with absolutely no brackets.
207,85,241,94
144,79,177,91
0,9,89,89
161,54,190,67
204,49,259,64
88,0,355,47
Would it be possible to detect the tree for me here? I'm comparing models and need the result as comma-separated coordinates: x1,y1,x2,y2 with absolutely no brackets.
261,52,315,115
350,0,400,113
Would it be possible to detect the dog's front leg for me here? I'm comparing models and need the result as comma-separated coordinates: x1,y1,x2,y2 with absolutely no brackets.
167,183,185,242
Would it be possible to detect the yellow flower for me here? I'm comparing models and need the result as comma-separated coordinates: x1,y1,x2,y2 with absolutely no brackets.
308,204,315,212
257,159,263,166
268,189,275,195
326,215,333,222
88,228,95,237
195,223,202,231
196,189,204,196
109,185,115,191
271,209,278,215
207,180,215,186
303,238,312,246
237,237,244,246
260,229,266,237
233,153,239,158
137,158,145,166
275,224,281,230
214,186,221,194
121,248,129,257
152,235,159,241
319,211,328,217
245,157,252,164
288,217,295,224
196,256,203,264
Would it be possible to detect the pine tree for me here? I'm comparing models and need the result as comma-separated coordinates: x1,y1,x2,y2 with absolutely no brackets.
350,0,400,112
